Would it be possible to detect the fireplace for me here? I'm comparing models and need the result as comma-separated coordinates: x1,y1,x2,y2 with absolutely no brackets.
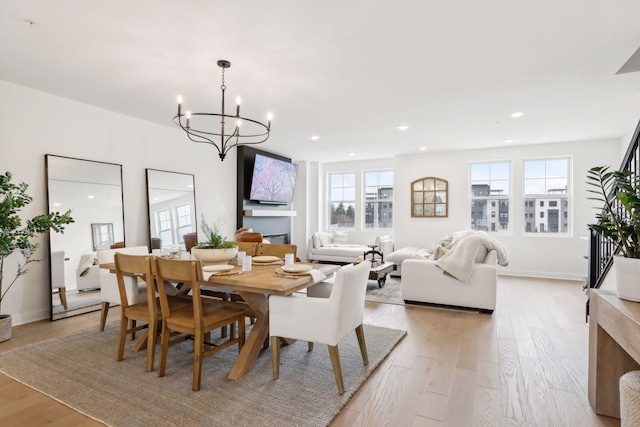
263,233,288,244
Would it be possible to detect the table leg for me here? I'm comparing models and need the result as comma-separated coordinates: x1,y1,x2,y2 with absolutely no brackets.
227,291,269,380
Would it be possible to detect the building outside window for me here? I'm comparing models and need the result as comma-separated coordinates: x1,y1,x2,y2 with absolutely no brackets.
523,157,570,234
329,172,355,228
470,161,510,232
364,170,393,229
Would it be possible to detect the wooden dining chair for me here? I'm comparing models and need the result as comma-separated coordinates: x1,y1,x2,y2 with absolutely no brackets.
256,243,299,261
269,261,371,394
114,253,190,372
235,241,258,256
183,232,198,253
154,258,246,391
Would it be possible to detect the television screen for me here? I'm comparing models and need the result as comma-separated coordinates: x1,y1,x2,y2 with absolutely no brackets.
249,154,298,203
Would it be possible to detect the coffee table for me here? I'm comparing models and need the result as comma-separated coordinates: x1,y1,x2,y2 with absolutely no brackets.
369,261,395,288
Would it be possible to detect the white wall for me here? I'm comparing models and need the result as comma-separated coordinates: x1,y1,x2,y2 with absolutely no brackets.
0,80,236,325
393,139,621,280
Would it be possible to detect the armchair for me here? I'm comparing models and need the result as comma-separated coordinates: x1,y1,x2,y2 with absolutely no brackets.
269,260,371,394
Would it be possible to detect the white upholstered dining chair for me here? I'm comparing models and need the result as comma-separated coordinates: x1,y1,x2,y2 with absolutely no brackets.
269,260,371,395
97,246,150,331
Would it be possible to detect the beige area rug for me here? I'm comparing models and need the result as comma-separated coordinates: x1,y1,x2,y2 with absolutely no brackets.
365,276,404,305
0,323,405,427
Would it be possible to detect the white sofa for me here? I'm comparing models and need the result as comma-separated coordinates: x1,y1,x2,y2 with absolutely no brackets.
307,231,394,264
401,250,498,313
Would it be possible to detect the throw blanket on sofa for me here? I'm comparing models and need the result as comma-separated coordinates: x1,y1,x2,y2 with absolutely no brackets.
435,232,509,283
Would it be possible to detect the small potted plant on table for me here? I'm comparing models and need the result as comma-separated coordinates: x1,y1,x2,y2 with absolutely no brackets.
190,216,238,264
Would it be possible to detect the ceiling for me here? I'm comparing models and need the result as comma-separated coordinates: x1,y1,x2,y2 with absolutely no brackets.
2,1,640,163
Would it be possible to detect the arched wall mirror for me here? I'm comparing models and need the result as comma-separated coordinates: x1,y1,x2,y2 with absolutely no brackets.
46,155,125,320
145,169,197,252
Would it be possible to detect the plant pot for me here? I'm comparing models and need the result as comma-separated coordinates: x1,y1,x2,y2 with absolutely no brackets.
191,247,238,264
614,255,640,302
0,314,12,342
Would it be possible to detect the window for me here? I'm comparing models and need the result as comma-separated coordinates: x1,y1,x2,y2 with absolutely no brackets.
523,157,570,234
175,204,192,244
470,161,510,233
364,170,393,228
156,209,174,245
329,172,355,228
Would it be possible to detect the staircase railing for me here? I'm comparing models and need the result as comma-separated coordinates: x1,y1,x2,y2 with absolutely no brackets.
586,119,640,320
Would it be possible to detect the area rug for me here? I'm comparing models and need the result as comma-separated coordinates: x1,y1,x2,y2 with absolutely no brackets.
365,276,404,305
0,323,405,427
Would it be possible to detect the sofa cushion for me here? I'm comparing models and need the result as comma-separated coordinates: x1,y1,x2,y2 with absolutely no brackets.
331,229,349,244
313,232,333,248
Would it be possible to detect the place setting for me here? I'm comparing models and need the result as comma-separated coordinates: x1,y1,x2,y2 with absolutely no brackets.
202,264,243,276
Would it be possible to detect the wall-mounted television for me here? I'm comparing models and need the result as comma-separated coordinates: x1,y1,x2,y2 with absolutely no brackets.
249,154,298,204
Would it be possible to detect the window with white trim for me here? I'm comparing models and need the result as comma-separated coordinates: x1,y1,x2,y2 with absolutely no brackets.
175,204,192,244
328,172,355,229
470,161,510,233
523,157,570,234
364,170,393,229
156,209,174,245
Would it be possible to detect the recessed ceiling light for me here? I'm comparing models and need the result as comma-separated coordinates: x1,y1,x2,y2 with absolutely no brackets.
188,184,193,188
310,135,320,141
53,202,61,207
348,152,355,156
419,146,427,151
88,195,95,199
398,125,409,131
504,139,514,143
510,111,524,118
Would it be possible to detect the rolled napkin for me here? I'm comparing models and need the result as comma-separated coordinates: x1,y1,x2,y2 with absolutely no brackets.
309,269,327,284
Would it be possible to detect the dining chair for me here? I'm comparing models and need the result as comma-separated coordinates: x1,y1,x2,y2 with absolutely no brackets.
50,250,68,310
235,241,258,256
113,253,190,372
183,232,198,253
256,243,299,261
269,260,371,394
237,231,263,243
154,258,246,391
97,246,150,331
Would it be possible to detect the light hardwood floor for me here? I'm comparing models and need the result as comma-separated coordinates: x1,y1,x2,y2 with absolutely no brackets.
0,276,621,426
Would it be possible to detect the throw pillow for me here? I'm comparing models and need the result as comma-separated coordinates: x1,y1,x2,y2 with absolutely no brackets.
331,229,349,244
317,231,333,246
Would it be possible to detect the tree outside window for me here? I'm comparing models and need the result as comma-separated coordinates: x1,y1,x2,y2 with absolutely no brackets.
329,173,355,228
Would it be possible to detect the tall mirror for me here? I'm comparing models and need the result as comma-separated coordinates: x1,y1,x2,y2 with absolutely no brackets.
46,155,125,320
145,169,197,252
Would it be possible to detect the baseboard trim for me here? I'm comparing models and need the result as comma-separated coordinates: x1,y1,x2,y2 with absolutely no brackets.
498,270,585,282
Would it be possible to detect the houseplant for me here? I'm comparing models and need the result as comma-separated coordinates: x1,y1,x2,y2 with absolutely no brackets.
0,171,73,341
190,216,238,264
587,165,640,301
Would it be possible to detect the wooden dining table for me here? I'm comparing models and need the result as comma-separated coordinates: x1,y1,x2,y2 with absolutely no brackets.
101,259,338,380
202,262,338,380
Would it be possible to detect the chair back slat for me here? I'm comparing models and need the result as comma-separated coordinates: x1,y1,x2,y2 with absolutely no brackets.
235,241,258,256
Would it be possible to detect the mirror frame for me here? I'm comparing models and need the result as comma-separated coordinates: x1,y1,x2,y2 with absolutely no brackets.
145,169,197,253
45,154,125,321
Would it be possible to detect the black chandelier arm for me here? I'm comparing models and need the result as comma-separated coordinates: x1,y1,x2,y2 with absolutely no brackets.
174,113,270,138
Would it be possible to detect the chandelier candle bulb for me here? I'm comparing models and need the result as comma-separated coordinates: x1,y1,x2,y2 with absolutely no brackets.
186,111,191,129
177,96,183,115
236,96,241,116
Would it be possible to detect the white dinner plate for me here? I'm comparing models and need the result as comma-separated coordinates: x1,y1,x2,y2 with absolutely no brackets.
282,264,313,273
252,256,281,263
202,264,235,273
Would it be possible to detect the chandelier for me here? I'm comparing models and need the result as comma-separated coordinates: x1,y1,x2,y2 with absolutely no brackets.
173,60,272,161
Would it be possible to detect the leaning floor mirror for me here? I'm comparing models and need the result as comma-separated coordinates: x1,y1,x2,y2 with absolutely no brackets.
46,155,125,320
145,169,197,253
